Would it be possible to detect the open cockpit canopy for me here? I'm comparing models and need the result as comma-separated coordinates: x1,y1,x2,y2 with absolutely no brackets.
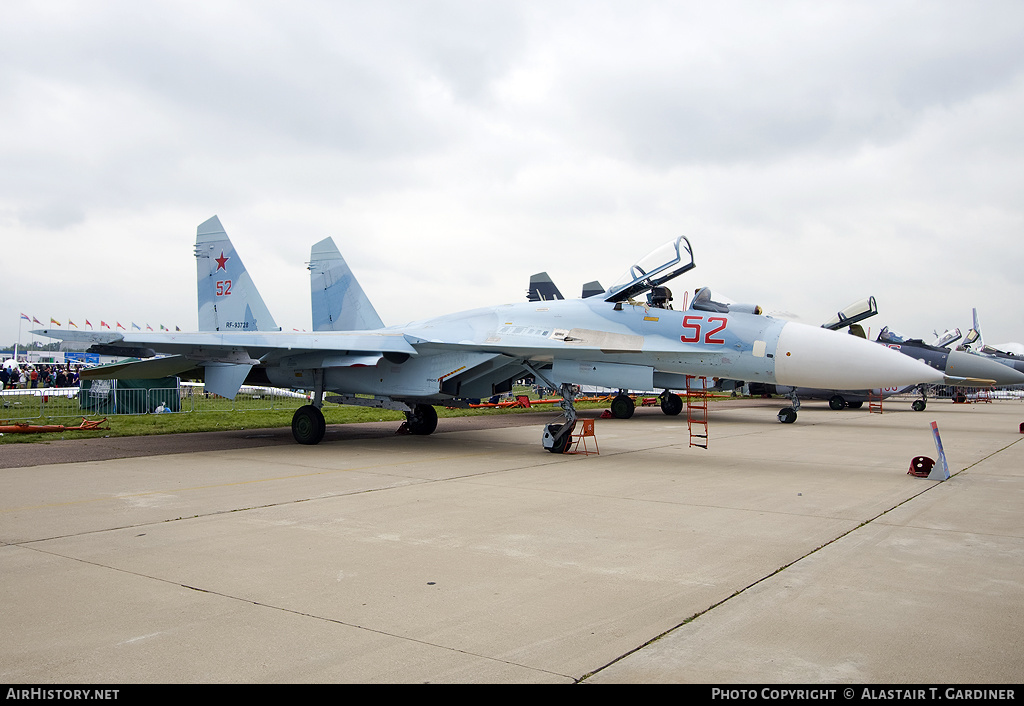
604,236,695,303
821,296,878,331
877,326,921,345
688,287,763,315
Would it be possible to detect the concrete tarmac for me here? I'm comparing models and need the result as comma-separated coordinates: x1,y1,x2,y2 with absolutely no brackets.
1,398,1022,683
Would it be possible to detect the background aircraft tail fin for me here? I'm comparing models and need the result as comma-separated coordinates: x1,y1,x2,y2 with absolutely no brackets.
527,272,565,302
195,216,279,332
309,237,385,331
966,307,984,350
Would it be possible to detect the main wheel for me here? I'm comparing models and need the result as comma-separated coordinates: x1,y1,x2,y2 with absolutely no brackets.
778,407,797,424
292,405,326,445
405,404,438,435
610,394,635,419
829,395,846,410
660,393,683,416
912,399,927,411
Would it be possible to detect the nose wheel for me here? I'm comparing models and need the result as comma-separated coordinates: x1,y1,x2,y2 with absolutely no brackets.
778,390,800,424
542,383,579,453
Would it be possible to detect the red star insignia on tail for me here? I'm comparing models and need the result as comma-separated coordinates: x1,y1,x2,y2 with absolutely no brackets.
215,251,229,271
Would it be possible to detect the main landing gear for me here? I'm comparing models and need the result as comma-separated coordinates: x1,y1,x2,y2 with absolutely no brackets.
403,404,438,435
610,392,635,419
292,370,327,445
292,401,439,445
660,392,683,416
292,404,326,445
608,390,682,418
542,383,579,454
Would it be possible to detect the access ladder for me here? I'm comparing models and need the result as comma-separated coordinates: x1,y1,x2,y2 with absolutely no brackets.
686,375,709,449
868,389,883,414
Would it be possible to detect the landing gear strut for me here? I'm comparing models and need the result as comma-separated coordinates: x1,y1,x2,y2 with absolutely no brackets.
542,383,579,454
778,389,800,424
912,386,928,412
292,369,327,444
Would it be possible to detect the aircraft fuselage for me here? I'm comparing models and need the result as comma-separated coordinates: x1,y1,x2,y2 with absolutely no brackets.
262,298,939,404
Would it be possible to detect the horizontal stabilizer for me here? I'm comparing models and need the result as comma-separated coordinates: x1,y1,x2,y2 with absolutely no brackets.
80,355,199,380
310,237,384,331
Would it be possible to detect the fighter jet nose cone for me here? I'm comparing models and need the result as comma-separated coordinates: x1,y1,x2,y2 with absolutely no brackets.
775,322,945,389
946,350,1024,386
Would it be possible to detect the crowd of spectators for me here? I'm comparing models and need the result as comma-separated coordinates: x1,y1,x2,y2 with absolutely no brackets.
0,363,82,390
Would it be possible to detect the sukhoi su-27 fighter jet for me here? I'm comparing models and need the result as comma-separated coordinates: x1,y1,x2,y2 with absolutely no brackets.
38,216,946,452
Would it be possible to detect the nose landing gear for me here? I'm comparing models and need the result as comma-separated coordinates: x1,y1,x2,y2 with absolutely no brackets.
542,383,579,454
778,389,800,424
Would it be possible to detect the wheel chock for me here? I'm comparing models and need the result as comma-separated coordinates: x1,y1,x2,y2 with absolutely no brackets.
1019,422,1024,434
908,456,935,478
600,409,613,419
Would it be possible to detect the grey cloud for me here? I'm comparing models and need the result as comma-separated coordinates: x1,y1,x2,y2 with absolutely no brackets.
535,3,1024,167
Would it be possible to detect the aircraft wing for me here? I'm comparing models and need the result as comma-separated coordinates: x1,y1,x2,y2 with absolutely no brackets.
35,327,418,398
35,329,417,357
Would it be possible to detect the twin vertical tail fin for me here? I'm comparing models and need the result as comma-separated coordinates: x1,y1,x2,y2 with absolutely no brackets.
309,237,384,331
195,215,279,333
194,215,278,399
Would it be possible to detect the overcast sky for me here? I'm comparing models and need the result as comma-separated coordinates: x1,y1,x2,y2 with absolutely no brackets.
3,1,1023,351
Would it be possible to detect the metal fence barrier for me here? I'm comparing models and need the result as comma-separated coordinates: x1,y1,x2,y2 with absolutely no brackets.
1,385,313,422
0,388,84,421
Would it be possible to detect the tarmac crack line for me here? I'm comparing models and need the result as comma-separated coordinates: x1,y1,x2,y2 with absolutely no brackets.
6,454,578,546
7,541,573,682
